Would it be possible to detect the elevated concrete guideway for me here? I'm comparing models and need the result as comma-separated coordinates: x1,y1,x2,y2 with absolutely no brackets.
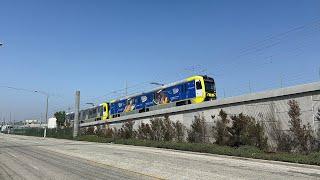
80,81,320,129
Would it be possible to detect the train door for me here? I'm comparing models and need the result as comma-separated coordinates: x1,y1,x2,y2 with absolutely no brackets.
195,80,203,97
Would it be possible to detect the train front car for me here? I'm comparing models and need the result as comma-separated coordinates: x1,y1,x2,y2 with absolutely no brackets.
203,75,216,101
186,75,216,104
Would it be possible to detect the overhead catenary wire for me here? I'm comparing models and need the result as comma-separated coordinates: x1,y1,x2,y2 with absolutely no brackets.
81,20,318,103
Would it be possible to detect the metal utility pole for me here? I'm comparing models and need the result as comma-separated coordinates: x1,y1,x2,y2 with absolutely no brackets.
34,90,49,137
125,81,128,96
73,91,80,138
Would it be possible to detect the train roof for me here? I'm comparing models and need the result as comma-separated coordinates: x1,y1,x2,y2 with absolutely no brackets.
110,75,213,103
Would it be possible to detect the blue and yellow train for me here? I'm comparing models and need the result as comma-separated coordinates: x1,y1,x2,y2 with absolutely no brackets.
66,75,216,123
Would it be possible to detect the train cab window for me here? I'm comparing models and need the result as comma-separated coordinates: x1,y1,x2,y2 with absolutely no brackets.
103,106,106,112
204,80,216,93
196,81,202,90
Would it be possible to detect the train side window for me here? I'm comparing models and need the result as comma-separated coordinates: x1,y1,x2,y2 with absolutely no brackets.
196,81,202,90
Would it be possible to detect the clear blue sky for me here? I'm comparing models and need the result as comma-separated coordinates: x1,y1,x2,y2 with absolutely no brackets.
0,0,320,122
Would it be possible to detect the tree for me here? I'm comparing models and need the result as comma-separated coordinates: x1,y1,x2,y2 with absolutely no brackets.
162,115,175,141
316,109,320,145
119,120,135,139
212,109,230,146
187,115,208,143
54,111,66,129
228,113,251,147
173,121,185,142
150,118,164,141
287,100,315,153
228,113,268,149
136,122,152,140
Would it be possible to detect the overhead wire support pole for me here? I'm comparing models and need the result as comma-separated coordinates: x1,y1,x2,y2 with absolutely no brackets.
73,91,80,138
125,81,128,96
34,90,49,138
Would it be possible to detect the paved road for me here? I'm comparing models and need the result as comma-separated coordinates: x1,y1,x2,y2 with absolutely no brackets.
0,134,154,180
2,134,320,180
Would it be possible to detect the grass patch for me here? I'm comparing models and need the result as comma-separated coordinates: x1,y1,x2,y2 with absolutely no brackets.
77,135,320,166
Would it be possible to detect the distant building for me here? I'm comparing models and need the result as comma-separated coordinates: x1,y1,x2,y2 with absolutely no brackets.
24,119,43,128
25,119,38,125
1,125,13,133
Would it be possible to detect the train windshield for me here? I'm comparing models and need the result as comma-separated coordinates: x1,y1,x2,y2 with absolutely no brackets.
204,79,216,93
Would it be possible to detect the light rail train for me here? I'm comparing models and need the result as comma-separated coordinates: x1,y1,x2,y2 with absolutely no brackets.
66,75,216,123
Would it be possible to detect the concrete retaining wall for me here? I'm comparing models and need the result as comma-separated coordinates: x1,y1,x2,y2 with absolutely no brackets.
81,82,320,141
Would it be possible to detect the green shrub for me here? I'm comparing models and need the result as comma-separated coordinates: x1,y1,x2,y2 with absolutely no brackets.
85,127,95,135
150,117,164,141
136,122,152,140
173,120,185,142
228,113,268,150
54,111,66,129
288,100,316,154
162,115,175,141
117,120,135,139
212,109,230,146
187,115,208,143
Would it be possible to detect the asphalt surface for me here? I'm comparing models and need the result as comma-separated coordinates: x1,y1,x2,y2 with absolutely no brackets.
2,134,320,179
0,134,154,180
